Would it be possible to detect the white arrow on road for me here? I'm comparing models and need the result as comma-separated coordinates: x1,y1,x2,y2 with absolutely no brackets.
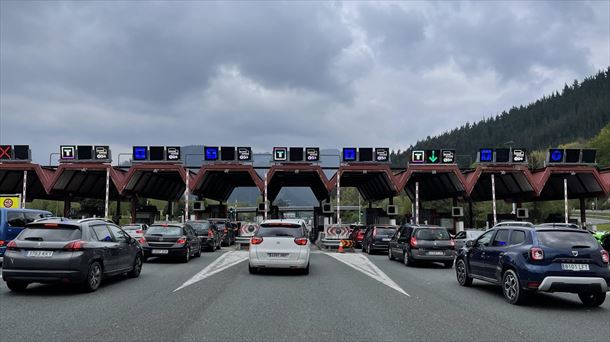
173,251,249,292
324,252,410,297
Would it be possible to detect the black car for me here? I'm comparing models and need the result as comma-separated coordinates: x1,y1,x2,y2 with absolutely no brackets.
2,218,144,292
188,220,221,252
362,225,398,254
348,224,367,249
140,223,201,262
209,219,236,246
388,225,455,268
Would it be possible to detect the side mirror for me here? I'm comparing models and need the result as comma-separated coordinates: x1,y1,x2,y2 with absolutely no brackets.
466,240,474,248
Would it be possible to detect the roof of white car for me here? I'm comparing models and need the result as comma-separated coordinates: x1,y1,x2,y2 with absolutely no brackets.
261,219,305,225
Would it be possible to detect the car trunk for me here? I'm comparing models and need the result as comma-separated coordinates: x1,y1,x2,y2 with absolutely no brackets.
256,237,304,261
536,230,605,269
9,225,82,270
145,234,181,248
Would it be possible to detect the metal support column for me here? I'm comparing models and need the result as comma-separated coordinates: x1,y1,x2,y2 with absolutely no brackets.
579,198,586,229
264,171,268,221
21,170,27,208
491,174,497,226
104,168,110,219
130,197,137,223
415,181,419,225
184,171,190,221
336,171,341,225
564,178,569,225
63,196,71,218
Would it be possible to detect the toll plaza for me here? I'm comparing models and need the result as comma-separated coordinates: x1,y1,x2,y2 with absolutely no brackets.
0,145,55,205
266,163,331,207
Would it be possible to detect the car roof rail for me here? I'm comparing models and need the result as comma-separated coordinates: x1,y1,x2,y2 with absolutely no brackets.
78,218,114,224
33,216,71,222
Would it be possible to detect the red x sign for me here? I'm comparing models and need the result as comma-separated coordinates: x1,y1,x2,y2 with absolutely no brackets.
0,145,12,159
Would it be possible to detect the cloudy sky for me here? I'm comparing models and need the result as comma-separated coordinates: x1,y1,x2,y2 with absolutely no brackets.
1,1,608,164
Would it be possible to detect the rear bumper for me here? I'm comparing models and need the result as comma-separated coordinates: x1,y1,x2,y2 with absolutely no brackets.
249,257,309,269
236,237,251,245
198,238,216,248
2,269,85,283
143,247,187,258
369,242,390,251
538,276,609,293
412,255,455,262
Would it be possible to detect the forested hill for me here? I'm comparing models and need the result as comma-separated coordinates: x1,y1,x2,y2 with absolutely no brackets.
392,68,610,167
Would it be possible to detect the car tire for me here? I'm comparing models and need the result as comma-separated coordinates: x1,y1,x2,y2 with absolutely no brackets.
195,247,201,257
443,260,454,268
302,263,310,275
455,259,473,287
6,280,28,292
182,247,191,263
502,269,527,305
403,250,414,267
248,264,257,274
388,248,395,260
83,261,103,292
128,255,143,278
578,292,606,307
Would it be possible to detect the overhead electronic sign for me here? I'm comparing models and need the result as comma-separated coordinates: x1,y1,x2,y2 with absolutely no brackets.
149,146,165,161
411,150,425,164
511,149,526,163
289,147,304,162
77,145,93,160
133,146,148,161
441,149,455,164
495,148,510,163
581,149,596,164
204,146,219,161
60,145,76,160
479,148,493,163
13,145,30,160
237,147,252,161
375,148,389,162
342,148,357,162
306,147,320,162
0,145,12,160
273,147,288,161
548,148,564,163
425,150,440,164
220,146,236,161
166,146,181,161
94,146,110,160
565,149,581,163
547,148,597,165
358,148,373,162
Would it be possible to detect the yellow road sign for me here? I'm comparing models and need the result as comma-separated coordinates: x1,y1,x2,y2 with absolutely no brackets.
0,195,21,209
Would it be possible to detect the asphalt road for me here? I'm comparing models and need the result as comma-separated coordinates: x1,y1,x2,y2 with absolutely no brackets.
1,247,609,342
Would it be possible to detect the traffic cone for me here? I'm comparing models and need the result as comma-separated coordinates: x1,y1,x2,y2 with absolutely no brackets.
338,240,345,253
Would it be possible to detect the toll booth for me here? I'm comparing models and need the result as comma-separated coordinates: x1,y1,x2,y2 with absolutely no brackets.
191,164,263,203
0,162,55,204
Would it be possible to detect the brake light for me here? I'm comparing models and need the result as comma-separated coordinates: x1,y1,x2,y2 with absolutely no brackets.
0,240,4,247
208,230,214,237
410,236,418,247
251,236,263,245
44,223,58,227
138,237,147,245
136,230,143,234
294,238,308,246
530,247,544,261
64,240,86,251
601,250,609,264
176,237,187,245
6,240,18,250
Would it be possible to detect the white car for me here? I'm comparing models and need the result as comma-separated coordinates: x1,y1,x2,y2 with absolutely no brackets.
248,219,310,274
121,223,148,240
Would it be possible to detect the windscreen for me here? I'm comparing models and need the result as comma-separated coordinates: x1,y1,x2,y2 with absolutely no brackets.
19,226,82,241
537,231,598,249
146,226,182,236
258,223,302,237
415,228,451,240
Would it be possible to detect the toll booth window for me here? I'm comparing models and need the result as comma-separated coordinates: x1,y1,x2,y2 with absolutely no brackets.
7,212,26,227
492,229,510,247
509,230,526,245
91,225,113,242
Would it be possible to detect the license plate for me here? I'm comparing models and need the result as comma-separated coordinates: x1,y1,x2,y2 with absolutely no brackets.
382,238,391,241
428,251,444,256
267,253,288,258
152,249,169,255
561,263,589,271
27,250,53,257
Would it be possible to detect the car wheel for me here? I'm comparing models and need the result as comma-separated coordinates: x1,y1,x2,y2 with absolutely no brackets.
182,247,190,263
302,263,310,275
6,280,28,292
578,292,606,307
443,260,454,268
388,248,395,260
248,264,258,274
128,255,143,278
502,269,527,305
195,246,201,257
455,259,473,287
83,261,103,292
403,250,413,267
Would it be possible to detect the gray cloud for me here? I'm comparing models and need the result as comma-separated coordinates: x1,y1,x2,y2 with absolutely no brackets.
0,1,608,164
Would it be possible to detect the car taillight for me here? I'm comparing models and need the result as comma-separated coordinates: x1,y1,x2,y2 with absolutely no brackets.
251,236,263,245
601,250,609,264
0,240,4,247
6,240,18,250
136,230,143,234
176,237,187,245
358,232,364,238
208,230,214,237
64,240,86,251
138,237,147,245
294,238,308,246
410,236,418,247
530,247,544,261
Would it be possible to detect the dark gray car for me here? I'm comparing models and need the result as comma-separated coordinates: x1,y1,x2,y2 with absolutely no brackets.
388,224,456,268
2,218,144,292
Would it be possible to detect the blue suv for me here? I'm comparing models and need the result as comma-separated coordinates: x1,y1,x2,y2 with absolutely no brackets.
455,226,610,306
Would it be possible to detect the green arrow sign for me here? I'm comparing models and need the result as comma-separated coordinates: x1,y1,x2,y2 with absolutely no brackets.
427,150,439,163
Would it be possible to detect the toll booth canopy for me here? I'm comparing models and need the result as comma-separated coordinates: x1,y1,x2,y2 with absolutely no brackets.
533,167,607,200
332,165,398,202
49,164,124,200
0,164,53,200
266,165,330,202
123,164,187,201
397,165,466,201
465,166,536,202
191,164,263,202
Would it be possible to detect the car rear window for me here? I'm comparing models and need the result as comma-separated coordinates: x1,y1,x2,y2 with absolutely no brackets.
146,226,182,236
122,226,141,231
190,222,211,234
536,231,598,249
19,226,81,241
374,227,396,236
258,223,302,237
415,228,450,240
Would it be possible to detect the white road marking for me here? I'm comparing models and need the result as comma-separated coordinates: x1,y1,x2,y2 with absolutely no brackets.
173,251,249,292
324,252,410,297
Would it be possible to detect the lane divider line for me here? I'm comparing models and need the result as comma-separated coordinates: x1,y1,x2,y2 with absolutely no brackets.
173,251,249,292
324,252,410,297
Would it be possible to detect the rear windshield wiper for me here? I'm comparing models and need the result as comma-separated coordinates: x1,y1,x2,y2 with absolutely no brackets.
571,245,591,249
24,237,44,241
147,234,164,236
273,234,295,237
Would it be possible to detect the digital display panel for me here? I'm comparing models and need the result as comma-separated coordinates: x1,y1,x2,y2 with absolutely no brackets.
133,146,148,161
204,146,219,161
237,147,252,161
60,145,76,160
512,149,526,163
273,147,288,161
221,146,236,161
441,150,455,164
359,148,373,162
548,148,564,163
495,148,510,163
342,148,357,162
479,148,493,162
411,150,425,164
94,146,110,160
581,149,596,164
375,148,389,162
0,145,11,160
425,150,441,164
149,146,165,161
305,147,320,162
77,145,93,160
289,147,304,162
12,145,30,161
565,149,581,163
166,146,181,161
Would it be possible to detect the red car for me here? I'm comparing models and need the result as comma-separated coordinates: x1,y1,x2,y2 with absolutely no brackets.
349,224,367,249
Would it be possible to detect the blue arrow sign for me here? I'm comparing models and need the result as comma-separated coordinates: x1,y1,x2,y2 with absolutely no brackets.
549,149,564,163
